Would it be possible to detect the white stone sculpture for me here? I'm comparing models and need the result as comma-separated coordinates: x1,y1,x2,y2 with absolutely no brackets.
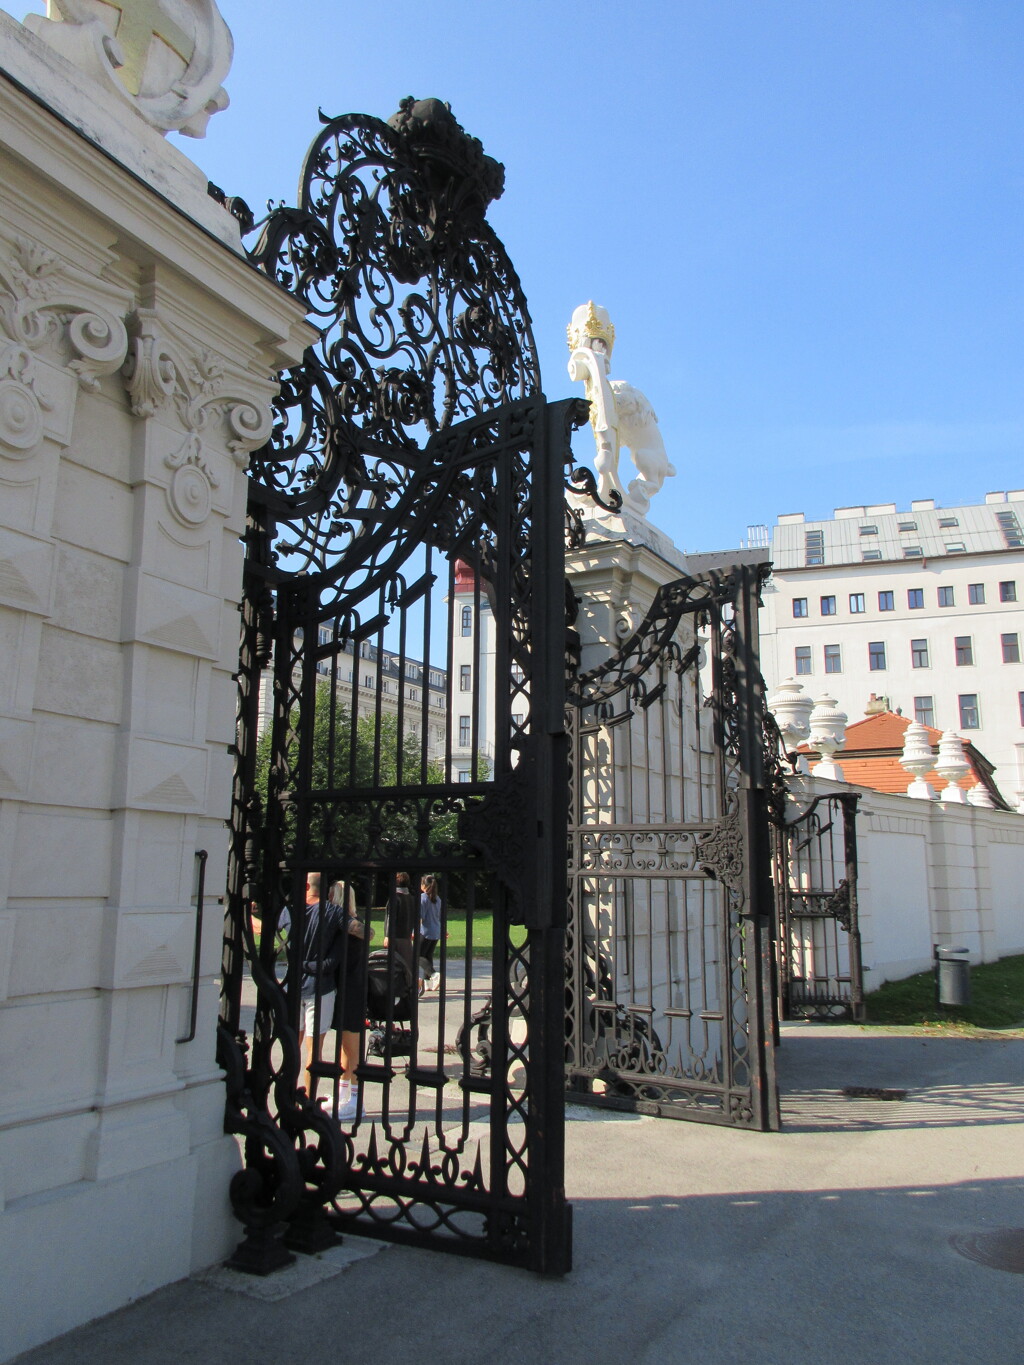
24,0,232,137
934,730,971,803
766,677,814,772
807,692,848,781
899,720,937,800
567,301,676,518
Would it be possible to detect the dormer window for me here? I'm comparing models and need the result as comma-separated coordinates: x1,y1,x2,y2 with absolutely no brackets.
898,521,918,533
859,524,878,536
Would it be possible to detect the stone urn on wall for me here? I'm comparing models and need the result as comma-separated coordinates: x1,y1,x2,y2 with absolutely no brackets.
766,677,814,773
807,693,848,781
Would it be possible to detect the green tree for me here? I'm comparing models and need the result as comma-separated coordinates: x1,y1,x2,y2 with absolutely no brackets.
255,681,461,862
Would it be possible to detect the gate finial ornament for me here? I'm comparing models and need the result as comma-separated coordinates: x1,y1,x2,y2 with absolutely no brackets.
567,301,676,519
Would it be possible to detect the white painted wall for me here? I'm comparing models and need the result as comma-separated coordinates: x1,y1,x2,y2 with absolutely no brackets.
0,16,312,1360
794,776,1024,989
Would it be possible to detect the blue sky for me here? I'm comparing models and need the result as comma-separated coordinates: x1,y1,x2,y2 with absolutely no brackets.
8,1,1023,549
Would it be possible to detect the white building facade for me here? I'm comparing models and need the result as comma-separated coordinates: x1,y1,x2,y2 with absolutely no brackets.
257,633,448,762
758,492,1024,806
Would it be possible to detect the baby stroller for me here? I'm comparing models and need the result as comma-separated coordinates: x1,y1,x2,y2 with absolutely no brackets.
365,948,415,1057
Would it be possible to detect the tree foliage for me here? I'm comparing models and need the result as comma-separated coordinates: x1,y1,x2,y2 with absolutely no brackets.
255,681,463,864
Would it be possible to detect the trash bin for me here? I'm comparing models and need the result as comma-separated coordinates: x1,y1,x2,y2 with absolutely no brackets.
935,945,971,1007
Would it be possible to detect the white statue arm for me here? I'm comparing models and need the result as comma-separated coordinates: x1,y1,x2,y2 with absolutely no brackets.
567,344,625,504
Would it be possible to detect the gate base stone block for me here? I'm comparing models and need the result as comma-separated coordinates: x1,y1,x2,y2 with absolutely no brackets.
0,1155,201,1362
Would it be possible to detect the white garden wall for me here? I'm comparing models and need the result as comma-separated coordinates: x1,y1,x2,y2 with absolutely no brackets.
797,775,1024,988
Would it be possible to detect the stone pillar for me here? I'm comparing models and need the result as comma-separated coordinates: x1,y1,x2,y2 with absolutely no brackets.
0,16,313,1358
566,515,704,1030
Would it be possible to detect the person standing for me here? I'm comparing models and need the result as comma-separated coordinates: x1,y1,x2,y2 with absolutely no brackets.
298,872,346,1101
384,871,417,980
419,874,442,991
328,879,364,1124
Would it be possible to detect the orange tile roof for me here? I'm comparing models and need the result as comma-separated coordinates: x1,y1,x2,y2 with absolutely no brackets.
799,710,1009,806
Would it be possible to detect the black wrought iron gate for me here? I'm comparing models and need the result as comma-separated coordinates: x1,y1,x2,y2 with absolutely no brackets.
565,565,780,1130
218,100,585,1272
771,791,864,1020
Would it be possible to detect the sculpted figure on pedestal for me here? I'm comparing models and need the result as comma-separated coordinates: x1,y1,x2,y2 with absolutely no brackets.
24,0,233,137
567,301,676,518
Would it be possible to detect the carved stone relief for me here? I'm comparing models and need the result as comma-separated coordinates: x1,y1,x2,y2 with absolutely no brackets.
25,0,233,140
123,308,273,527
0,232,129,459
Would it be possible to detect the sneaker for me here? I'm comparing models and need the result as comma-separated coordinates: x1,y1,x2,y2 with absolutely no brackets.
334,1089,358,1123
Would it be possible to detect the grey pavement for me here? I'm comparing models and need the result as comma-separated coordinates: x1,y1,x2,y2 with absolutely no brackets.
18,1022,1024,1365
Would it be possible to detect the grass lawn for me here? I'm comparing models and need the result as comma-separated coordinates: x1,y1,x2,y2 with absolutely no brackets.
364,909,527,959
863,953,1024,1032
442,911,529,958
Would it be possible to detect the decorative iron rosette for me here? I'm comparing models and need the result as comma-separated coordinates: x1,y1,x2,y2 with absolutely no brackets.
245,98,542,585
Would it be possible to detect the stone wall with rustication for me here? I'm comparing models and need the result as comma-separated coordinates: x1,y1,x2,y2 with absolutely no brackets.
0,15,312,1359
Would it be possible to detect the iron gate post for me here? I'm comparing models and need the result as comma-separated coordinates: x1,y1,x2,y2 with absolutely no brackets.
840,793,865,1022
732,564,781,1131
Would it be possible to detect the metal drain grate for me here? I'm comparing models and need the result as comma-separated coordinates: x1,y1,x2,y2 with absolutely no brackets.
841,1086,908,1101
949,1229,1024,1274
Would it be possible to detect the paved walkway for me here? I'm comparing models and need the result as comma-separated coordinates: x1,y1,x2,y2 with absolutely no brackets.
17,1023,1024,1365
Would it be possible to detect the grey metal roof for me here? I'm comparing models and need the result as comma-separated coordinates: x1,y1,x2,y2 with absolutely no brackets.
771,496,1024,569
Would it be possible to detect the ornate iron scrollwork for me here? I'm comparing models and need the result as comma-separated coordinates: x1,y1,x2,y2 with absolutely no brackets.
223,96,580,1274
694,809,746,895
244,98,542,586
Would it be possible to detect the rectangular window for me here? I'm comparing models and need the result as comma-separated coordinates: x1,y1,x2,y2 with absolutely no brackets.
938,586,955,607
938,517,959,529
824,644,842,674
908,588,924,609
911,639,929,669
805,529,825,566
363,674,373,688
511,664,525,684
903,546,923,558
859,524,878,536
955,636,974,666
1000,581,1017,603
862,550,882,561
878,590,894,611
1020,692,1024,726
945,542,966,554
459,664,471,691
461,604,473,636
792,597,808,618
958,694,980,729
898,520,918,533
820,595,836,616
794,646,812,676
968,583,985,605
849,593,865,613
868,641,886,671
1002,633,1021,663
511,712,524,729
458,715,471,745
995,509,1024,547
458,769,472,783
914,696,934,728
